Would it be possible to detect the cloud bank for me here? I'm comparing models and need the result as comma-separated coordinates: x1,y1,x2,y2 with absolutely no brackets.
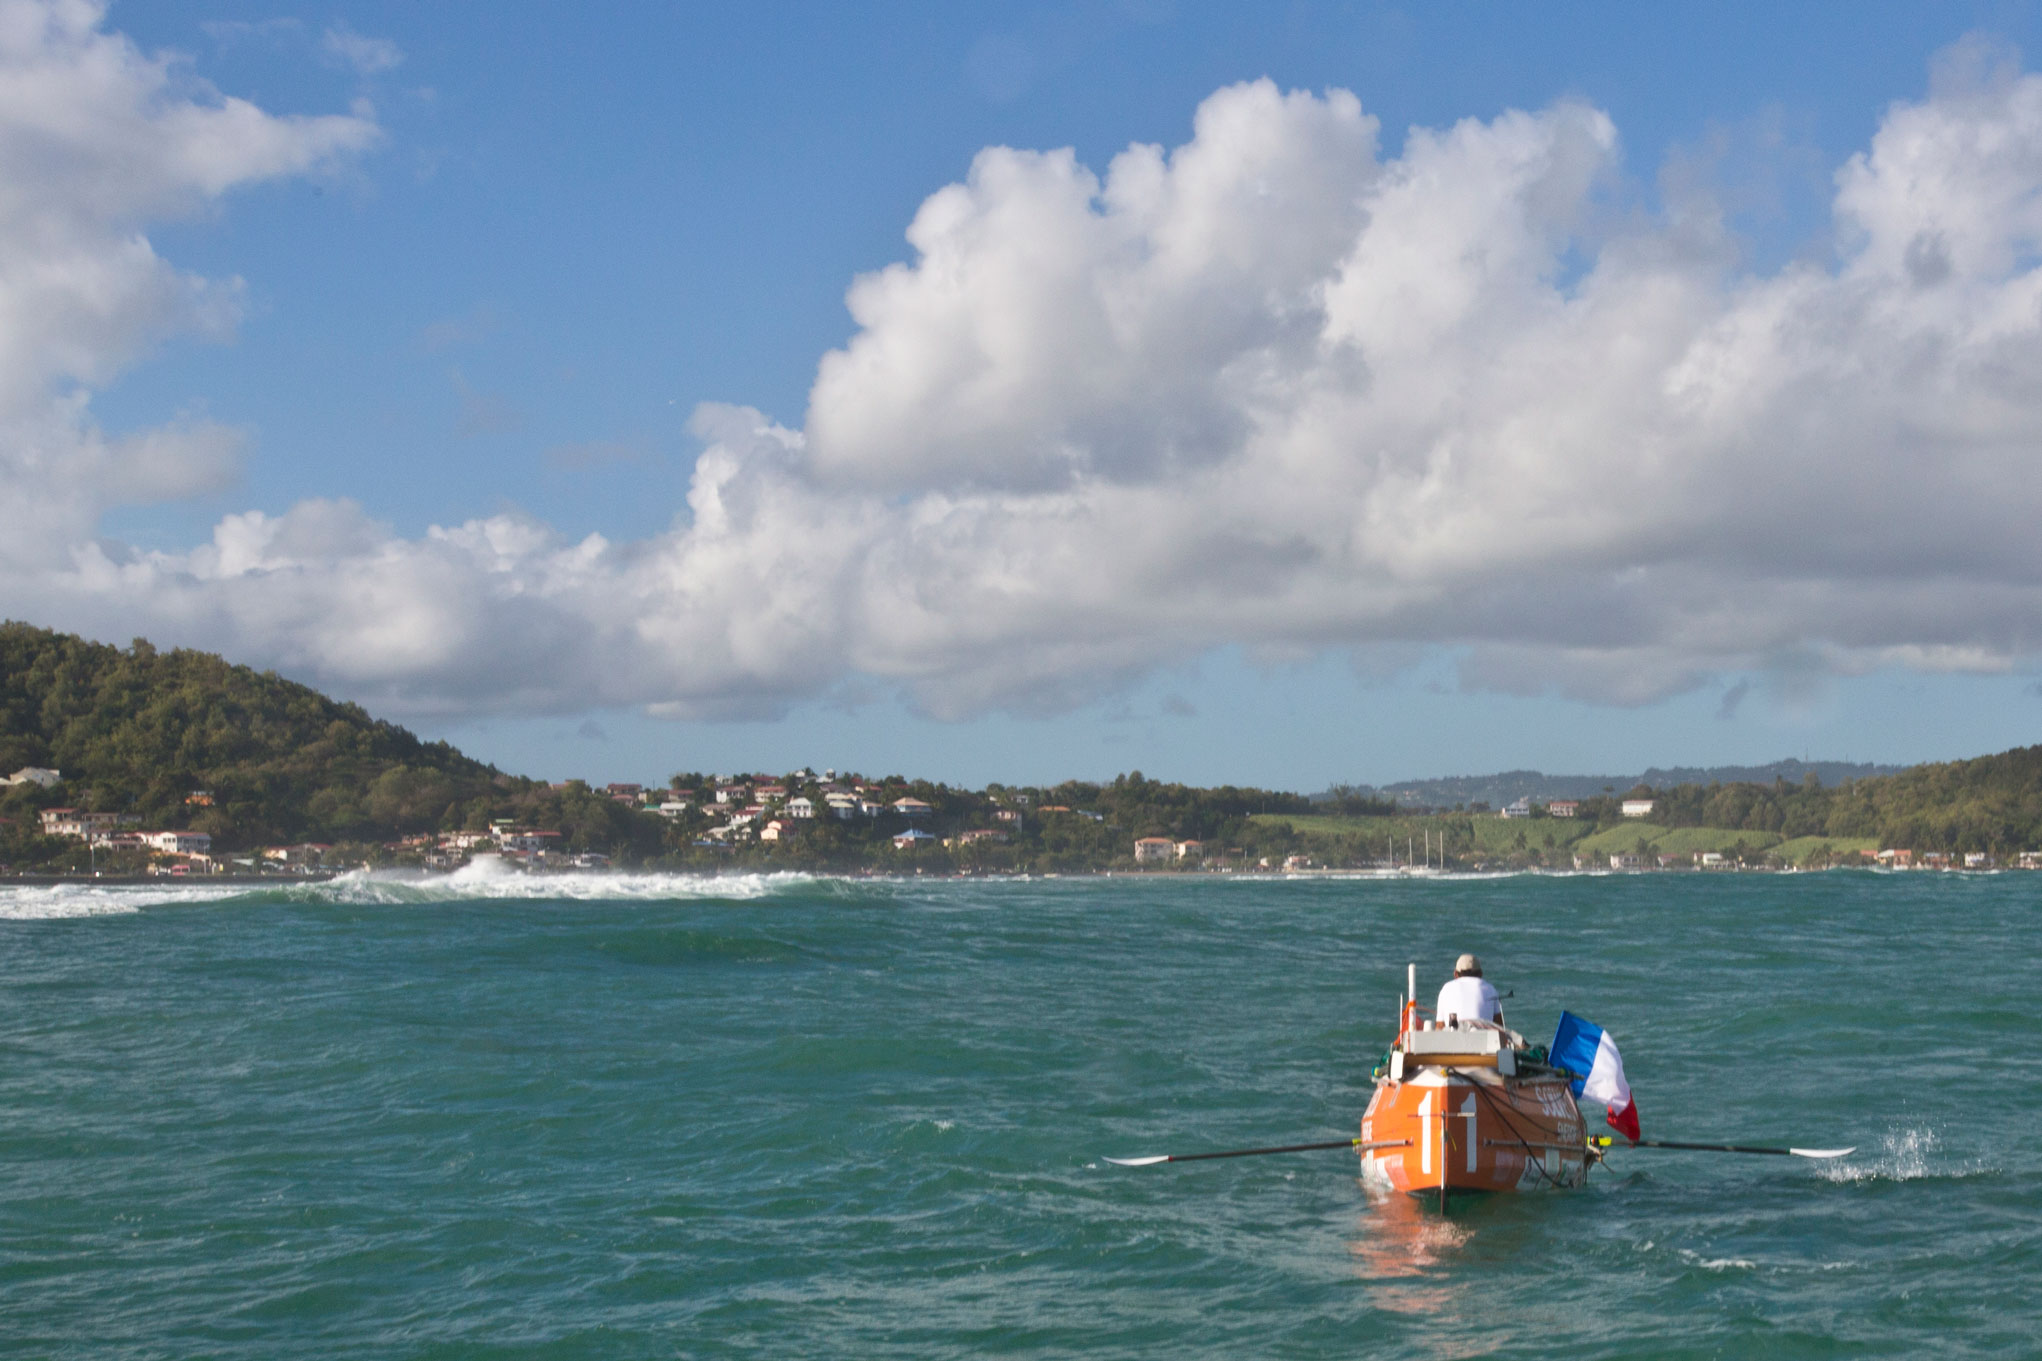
8,3,2042,721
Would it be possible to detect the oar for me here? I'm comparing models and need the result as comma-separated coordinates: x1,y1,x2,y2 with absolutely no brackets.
1592,1136,1854,1159
1105,1137,1410,1166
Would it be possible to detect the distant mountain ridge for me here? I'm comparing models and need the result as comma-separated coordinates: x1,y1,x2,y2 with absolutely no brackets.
1339,759,1909,808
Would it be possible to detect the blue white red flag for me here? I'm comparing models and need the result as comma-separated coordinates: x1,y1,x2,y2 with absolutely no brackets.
1551,1011,1641,1142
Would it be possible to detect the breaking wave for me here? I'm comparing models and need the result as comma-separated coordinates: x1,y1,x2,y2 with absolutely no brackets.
0,865,873,918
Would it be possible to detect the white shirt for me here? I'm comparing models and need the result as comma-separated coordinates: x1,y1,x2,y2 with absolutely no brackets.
1435,975,1502,1025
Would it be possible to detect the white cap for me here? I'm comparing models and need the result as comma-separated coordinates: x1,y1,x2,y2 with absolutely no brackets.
1454,953,1482,976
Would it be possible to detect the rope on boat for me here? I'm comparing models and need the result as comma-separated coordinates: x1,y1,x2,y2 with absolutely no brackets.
1445,1066,1581,1189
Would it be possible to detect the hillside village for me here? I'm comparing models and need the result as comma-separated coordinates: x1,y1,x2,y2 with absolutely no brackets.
11,625,2042,879
12,758,2042,878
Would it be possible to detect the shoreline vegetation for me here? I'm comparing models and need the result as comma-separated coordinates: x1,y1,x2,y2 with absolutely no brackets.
7,621,2042,879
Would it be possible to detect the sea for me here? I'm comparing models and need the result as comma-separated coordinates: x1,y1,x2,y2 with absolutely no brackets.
1,866,2033,1358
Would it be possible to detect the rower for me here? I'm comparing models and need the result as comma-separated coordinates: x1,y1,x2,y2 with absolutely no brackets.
1436,953,1503,1026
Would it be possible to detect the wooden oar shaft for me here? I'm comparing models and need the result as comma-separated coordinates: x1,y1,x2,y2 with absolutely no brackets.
1167,1139,1359,1161
1624,1138,1790,1156
1593,1135,1854,1159
1109,1137,1410,1165
1171,1137,1404,1162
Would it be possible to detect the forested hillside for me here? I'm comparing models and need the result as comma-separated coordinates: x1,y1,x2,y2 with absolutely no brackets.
6,621,2042,873
0,622,525,850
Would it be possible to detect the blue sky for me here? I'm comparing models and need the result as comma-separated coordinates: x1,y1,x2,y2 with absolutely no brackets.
12,0,2042,788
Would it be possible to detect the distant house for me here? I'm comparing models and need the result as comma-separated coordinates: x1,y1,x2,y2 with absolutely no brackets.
1696,851,1725,867
499,830,562,854
754,785,788,801
993,808,1024,828
1501,798,1532,819
3,766,60,788
184,790,215,807
759,819,797,843
892,828,936,848
1964,852,1990,869
1620,799,1656,818
785,797,815,819
950,828,1007,846
41,809,124,838
657,799,692,819
1133,836,1174,863
892,798,933,819
606,783,643,799
1609,852,1644,870
1547,800,1578,818
146,830,212,855
1283,854,1313,871
1175,839,1205,860
825,793,859,819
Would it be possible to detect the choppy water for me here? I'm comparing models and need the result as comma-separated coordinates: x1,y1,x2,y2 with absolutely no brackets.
1,870,2033,1358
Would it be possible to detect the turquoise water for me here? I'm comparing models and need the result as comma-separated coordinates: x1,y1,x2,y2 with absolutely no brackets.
1,869,2033,1358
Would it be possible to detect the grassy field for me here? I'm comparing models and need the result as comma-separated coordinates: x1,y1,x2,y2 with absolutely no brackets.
1769,835,1880,865
1245,813,1881,867
1247,812,1590,855
1569,824,1783,858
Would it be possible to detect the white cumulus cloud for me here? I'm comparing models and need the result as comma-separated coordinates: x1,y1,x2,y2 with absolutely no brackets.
0,0,376,571
6,6,2042,725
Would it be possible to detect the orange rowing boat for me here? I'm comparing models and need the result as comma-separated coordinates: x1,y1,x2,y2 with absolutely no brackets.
1360,965,1590,1207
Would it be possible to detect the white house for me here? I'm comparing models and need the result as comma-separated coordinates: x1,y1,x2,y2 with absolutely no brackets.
1609,852,1643,870
892,797,933,819
1620,799,1656,818
40,809,124,838
1548,800,1579,818
4,766,60,787
1501,798,1531,819
892,828,936,848
145,830,212,855
1133,836,1174,863
1175,839,1205,860
785,797,815,819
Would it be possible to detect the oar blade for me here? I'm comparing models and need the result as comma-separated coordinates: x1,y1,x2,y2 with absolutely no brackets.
1788,1146,1855,1159
1102,1154,1172,1166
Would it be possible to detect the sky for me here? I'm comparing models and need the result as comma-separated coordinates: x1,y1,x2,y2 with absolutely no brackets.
10,0,2042,789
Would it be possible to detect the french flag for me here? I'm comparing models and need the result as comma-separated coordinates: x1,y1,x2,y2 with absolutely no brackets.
1551,1011,1641,1142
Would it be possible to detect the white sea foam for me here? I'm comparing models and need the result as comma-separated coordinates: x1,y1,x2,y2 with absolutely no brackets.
1818,1124,1988,1184
320,867,826,905
0,867,841,917
1676,1250,1757,1271
0,880,257,920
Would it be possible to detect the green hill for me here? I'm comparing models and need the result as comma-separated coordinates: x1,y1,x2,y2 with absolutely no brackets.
0,622,524,853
